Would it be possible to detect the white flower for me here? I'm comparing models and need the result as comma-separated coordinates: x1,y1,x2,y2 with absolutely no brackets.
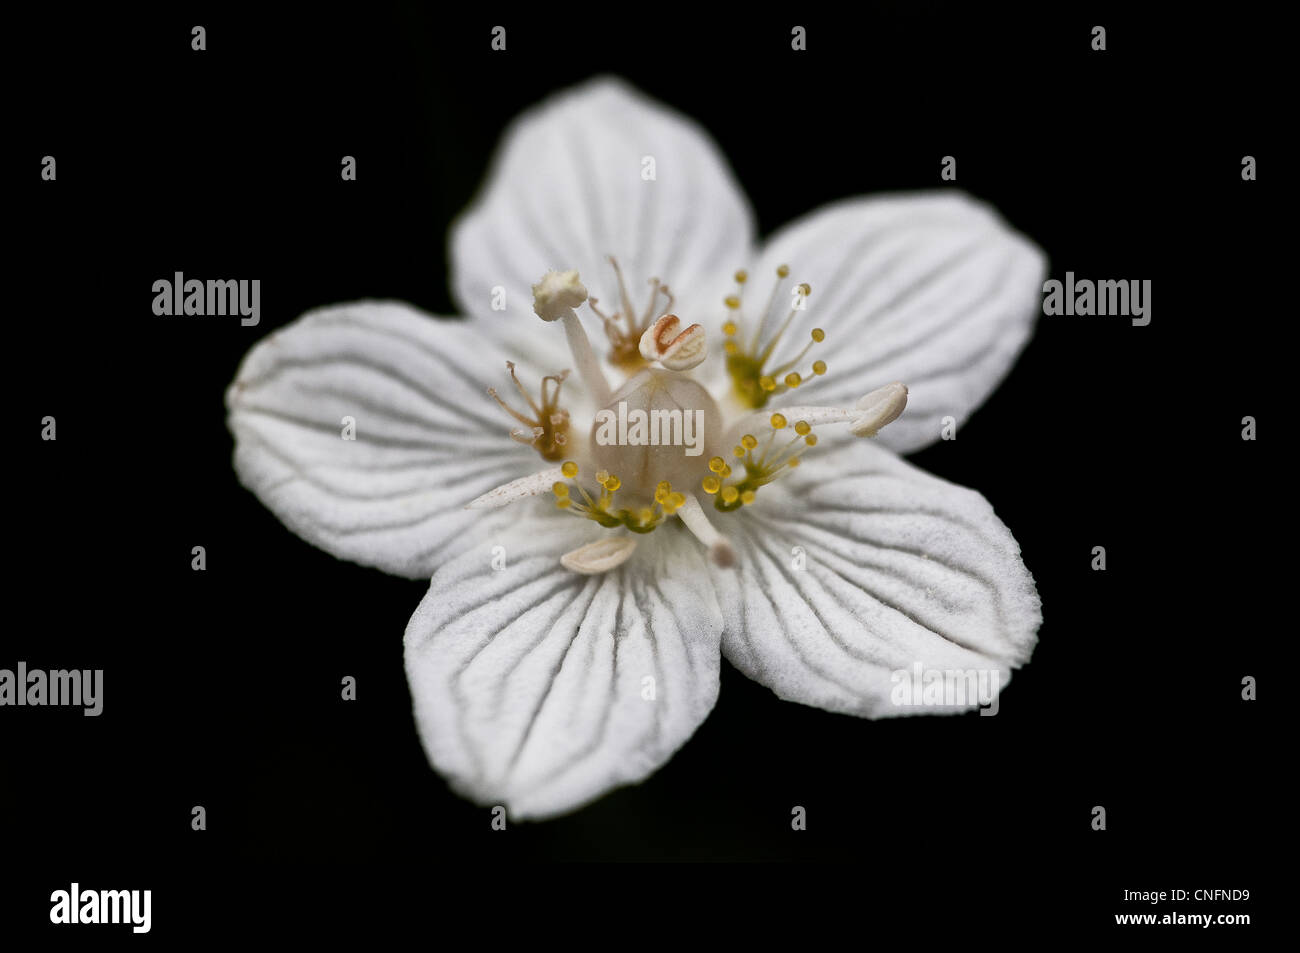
226,77,1045,820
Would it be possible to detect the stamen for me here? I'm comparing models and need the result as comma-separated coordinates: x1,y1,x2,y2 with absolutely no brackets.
638,313,707,370
676,495,736,568
848,382,910,436
465,465,567,509
532,270,612,406
730,383,909,439
560,313,612,406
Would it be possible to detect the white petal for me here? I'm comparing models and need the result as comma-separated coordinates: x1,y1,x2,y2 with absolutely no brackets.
751,192,1045,453
226,301,544,578
452,77,755,361
714,439,1041,717
404,509,722,820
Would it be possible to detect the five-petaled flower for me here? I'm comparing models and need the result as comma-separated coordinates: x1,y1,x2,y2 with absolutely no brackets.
226,77,1045,820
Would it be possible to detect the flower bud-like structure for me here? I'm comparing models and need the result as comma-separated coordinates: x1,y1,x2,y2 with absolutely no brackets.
638,313,707,370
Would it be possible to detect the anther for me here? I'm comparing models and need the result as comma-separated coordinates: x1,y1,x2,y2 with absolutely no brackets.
849,382,909,437
638,313,707,370
532,270,612,405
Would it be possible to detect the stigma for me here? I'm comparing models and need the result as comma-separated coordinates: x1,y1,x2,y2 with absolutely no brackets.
721,265,828,409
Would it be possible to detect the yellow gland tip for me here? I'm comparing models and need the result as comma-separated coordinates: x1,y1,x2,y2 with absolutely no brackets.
787,456,801,468
721,261,830,412
702,476,721,494
708,456,726,473
741,434,758,450
805,434,817,446
770,413,787,430
549,456,708,536
721,486,740,504
734,270,748,284
740,489,756,505
733,445,745,457
724,295,741,310
794,420,811,435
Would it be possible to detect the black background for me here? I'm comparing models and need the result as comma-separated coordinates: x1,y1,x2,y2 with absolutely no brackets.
8,1,1280,935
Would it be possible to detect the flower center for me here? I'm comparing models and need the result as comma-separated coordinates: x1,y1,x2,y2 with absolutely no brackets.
589,367,722,500
464,266,911,573
547,367,724,534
